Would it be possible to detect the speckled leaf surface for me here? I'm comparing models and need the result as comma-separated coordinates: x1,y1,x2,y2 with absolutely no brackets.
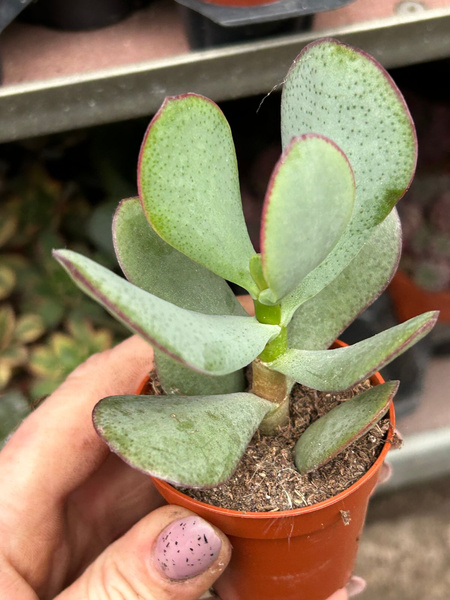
113,198,246,317
113,198,246,395
93,392,273,487
280,38,416,320
270,311,437,391
53,250,280,375
287,210,401,348
154,349,245,395
294,381,398,473
138,94,257,295
260,135,355,304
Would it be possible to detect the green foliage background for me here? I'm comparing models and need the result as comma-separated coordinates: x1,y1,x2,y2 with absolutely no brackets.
0,131,137,443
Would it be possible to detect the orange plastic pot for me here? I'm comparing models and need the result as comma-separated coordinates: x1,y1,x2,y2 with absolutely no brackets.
388,270,449,323
138,342,395,600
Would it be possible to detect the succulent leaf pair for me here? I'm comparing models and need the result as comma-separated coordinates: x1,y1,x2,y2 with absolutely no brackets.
54,39,437,488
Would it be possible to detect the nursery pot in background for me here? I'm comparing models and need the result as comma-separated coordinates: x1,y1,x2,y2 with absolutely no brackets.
19,0,151,31
388,270,450,324
137,342,395,600
176,0,356,48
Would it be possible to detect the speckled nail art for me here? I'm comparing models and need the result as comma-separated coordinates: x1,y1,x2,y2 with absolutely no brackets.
155,516,222,580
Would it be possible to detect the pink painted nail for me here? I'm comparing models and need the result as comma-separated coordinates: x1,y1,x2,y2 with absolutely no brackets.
155,516,222,580
346,576,367,597
378,461,393,485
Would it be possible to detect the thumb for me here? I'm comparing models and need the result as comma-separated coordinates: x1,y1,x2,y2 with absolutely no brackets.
55,505,231,600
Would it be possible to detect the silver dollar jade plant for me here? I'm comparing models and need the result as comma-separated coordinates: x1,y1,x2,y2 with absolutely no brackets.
54,39,438,488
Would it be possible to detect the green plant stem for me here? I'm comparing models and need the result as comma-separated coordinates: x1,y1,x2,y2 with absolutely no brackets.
254,299,281,325
251,296,292,433
258,326,286,362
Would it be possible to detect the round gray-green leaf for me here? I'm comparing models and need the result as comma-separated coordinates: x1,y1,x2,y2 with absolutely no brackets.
282,38,416,227
287,209,401,347
138,94,257,295
271,311,438,391
260,134,354,304
114,198,247,395
154,348,245,396
294,381,398,473
280,38,416,316
114,197,245,316
93,392,274,487
53,250,280,376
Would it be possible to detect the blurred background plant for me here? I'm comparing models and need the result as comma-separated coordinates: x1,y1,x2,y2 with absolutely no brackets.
397,174,450,293
0,130,138,444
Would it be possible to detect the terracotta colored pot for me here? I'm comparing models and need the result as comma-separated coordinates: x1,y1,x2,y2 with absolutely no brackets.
313,0,449,31
388,270,449,323
138,343,395,600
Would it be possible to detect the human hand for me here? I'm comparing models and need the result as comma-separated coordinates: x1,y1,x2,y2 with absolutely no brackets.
0,330,365,600
0,336,231,600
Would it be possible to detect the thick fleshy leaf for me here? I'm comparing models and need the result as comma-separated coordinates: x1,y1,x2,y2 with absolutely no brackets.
0,265,16,300
154,350,245,395
294,381,398,473
0,391,30,445
138,94,258,295
287,210,401,347
53,250,280,375
114,198,246,395
280,39,416,319
0,305,15,351
93,392,273,487
14,314,45,344
270,311,437,391
113,198,246,317
1,345,28,368
260,135,355,304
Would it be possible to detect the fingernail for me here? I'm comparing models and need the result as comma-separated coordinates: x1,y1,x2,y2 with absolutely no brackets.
155,516,222,580
346,576,367,597
378,461,393,485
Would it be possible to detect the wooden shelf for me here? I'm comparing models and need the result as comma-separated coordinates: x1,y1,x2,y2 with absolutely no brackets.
1,1,450,142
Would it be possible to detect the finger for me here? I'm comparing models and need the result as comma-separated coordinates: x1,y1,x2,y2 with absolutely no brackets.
346,576,366,597
0,335,154,508
68,454,164,572
55,506,232,600
327,591,348,600
378,461,392,485
370,461,393,498
237,294,254,315
328,575,367,599
0,557,39,600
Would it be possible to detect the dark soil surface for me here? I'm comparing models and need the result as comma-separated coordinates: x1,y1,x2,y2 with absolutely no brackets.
179,380,392,512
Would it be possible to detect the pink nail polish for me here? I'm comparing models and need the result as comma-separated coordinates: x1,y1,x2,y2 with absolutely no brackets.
155,516,222,580
378,461,393,485
346,576,367,597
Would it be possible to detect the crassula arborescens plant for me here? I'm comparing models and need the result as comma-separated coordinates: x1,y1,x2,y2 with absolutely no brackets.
54,39,438,489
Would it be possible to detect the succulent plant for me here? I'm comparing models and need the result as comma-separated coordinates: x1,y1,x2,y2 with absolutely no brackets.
54,39,437,489
0,155,128,413
0,304,45,391
28,318,113,398
398,174,450,292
